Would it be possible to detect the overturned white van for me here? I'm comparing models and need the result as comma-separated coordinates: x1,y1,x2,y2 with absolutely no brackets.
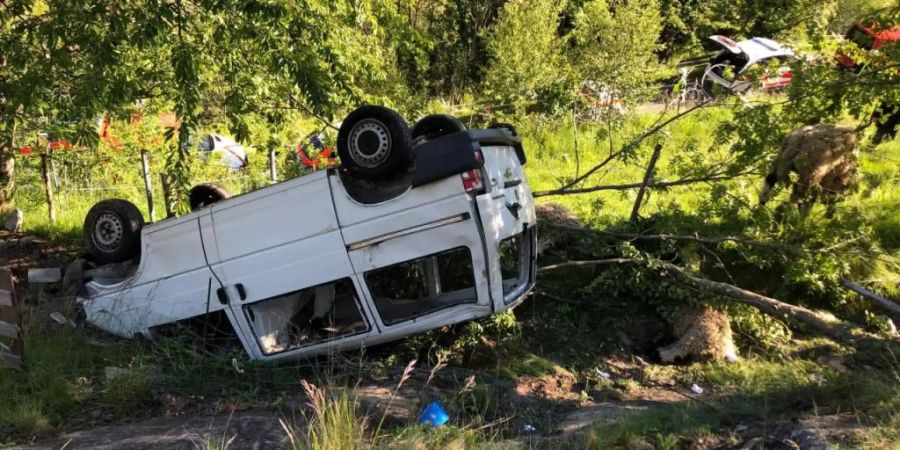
76,107,537,361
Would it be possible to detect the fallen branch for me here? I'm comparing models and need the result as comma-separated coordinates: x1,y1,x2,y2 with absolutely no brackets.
841,279,900,317
661,261,857,343
537,258,633,273
539,258,861,343
549,224,800,253
534,174,744,197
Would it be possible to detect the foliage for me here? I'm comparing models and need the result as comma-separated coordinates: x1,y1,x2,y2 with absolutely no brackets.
481,0,568,118
569,0,670,102
659,0,839,57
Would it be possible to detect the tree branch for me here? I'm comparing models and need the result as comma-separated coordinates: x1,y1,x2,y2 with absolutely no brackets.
539,258,864,343
630,143,663,222
534,173,747,197
841,279,900,317
550,223,805,254
548,100,711,194
537,258,634,273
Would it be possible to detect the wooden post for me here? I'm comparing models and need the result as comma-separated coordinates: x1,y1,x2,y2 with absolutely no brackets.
140,150,156,222
0,268,25,373
629,143,663,223
160,173,175,218
40,154,56,223
48,150,60,192
268,147,277,182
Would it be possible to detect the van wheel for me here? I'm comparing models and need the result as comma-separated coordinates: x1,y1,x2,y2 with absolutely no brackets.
189,183,232,211
488,122,518,136
338,106,412,181
83,199,144,265
412,114,466,144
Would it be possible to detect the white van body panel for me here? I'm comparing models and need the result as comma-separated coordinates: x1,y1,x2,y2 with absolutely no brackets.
81,215,223,338
79,133,536,361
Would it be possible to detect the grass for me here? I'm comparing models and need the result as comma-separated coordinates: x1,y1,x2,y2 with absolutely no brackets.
585,358,900,449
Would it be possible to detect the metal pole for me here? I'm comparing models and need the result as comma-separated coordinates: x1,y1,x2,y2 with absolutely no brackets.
268,147,277,182
40,154,56,223
140,150,156,222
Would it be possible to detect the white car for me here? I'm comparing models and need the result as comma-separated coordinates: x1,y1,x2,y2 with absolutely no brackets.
77,107,537,361
197,134,249,170
703,35,795,94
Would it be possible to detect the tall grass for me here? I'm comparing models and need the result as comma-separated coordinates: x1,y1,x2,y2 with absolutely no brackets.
281,380,369,450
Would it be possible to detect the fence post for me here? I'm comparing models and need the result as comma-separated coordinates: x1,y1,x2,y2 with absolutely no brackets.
48,150,60,192
140,150,156,222
268,147,277,182
40,153,56,223
630,143,663,223
160,173,175,218
0,268,25,373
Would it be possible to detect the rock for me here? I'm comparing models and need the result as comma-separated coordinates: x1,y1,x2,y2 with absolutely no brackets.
658,306,737,363
28,267,62,283
49,312,76,327
2,208,23,232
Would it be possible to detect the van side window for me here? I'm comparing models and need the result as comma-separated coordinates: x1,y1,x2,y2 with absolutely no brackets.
499,228,534,302
366,247,477,325
244,278,368,355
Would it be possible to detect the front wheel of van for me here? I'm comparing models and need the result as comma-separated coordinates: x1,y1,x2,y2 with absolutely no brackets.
337,105,413,181
189,183,232,211
83,199,144,265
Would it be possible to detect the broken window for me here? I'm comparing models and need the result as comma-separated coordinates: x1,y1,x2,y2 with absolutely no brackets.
499,228,534,303
366,247,477,325
244,278,368,355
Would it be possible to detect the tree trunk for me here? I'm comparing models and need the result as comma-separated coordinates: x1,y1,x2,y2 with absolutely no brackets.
0,119,15,212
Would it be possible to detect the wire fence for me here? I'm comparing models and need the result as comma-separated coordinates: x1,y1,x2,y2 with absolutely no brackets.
12,145,318,231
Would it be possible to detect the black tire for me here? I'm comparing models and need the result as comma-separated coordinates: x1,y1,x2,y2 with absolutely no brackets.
337,105,412,181
83,199,144,265
412,114,466,143
189,183,232,211
488,122,518,136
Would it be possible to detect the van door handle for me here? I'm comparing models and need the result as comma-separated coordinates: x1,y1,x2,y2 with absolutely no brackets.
506,202,521,218
235,283,247,301
216,287,229,305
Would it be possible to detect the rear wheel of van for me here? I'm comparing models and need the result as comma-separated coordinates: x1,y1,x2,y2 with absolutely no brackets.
189,183,232,211
83,199,144,265
412,114,466,144
337,106,412,181
488,122,518,136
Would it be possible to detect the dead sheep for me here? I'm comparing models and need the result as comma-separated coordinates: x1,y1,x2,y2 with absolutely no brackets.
535,202,583,255
658,306,737,363
760,124,858,213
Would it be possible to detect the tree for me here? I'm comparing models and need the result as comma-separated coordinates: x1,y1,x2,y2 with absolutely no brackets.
0,0,411,211
569,0,668,103
482,0,569,117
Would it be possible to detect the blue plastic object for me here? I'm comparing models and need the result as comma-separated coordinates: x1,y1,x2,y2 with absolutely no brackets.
418,400,450,427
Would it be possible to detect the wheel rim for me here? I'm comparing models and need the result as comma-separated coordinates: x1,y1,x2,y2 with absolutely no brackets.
348,119,391,168
93,212,124,253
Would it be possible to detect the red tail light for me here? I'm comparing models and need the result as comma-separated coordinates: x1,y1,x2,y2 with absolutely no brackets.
461,169,484,193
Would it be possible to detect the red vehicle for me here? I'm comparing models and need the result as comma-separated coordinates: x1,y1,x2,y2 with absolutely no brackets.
838,22,900,69
838,21,900,143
